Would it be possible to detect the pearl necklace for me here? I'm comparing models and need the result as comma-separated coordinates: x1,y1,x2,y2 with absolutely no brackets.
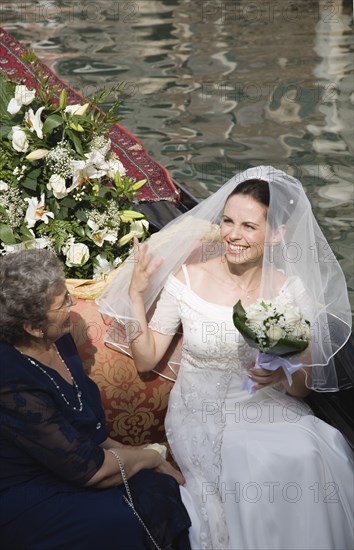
16,344,83,412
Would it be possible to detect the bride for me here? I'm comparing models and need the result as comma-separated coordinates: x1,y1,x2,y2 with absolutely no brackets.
98,166,353,550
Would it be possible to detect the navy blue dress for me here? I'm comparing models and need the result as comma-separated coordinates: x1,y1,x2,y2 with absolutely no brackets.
0,334,191,550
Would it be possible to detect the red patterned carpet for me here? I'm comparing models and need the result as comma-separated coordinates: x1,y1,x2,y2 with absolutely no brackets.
0,26,180,204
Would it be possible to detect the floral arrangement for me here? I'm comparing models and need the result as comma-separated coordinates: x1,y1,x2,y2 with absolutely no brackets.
233,296,311,393
0,51,149,279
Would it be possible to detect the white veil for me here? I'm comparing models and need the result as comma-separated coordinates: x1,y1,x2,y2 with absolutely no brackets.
97,166,352,391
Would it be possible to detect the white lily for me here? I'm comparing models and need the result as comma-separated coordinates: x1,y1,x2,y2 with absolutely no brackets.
65,103,90,116
24,106,45,139
7,85,36,115
24,194,54,228
93,253,122,280
67,150,108,192
1,232,50,253
85,149,109,177
106,157,126,179
87,219,118,247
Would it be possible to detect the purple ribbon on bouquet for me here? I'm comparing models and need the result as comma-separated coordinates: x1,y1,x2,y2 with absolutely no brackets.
241,352,303,395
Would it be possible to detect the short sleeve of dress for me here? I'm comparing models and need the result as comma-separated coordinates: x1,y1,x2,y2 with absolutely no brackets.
0,384,105,486
148,275,182,336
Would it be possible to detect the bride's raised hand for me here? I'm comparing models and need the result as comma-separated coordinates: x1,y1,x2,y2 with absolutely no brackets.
129,237,164,297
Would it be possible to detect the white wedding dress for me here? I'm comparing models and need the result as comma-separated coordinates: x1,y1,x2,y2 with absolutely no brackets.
149,268,354,550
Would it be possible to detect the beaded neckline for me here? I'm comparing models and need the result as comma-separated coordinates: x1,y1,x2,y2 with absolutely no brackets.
16,344,83,412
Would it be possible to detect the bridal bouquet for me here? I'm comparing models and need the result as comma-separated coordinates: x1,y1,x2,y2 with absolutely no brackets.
0,51,148,279
233,296,311,394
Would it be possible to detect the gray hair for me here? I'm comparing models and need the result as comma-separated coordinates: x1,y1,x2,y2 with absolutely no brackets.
0,249,66,344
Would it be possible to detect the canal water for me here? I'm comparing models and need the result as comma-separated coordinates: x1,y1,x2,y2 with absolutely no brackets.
1,0,353,306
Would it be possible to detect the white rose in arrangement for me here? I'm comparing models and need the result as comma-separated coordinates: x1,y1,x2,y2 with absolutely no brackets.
47,174,68,199
245,302,271,331
0,180,8,191
267,324,286,344
7,84,36,115
286,319,311,341
12,126,29,152
62,240,90,267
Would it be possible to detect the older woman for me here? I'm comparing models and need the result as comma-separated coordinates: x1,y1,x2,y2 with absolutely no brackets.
0,249,191,550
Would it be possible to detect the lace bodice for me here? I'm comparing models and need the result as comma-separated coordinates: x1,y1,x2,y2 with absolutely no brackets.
150,272,257,376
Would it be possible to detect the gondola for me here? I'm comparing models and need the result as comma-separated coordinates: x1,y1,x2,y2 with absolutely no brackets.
1,27,353,452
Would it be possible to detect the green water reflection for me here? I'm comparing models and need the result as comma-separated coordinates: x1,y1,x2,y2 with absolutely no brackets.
2,0,353,306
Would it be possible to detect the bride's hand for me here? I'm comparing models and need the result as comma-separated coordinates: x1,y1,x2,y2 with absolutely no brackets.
249,366,285,390
129,237,164,297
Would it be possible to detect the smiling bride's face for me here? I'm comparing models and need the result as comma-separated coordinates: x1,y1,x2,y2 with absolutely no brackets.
220,194,268,266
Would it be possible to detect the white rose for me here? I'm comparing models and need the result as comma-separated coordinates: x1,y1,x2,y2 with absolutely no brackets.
7,85,36,115
12,127,29,152
62,240,90,267
47,174,68,199
283,307,302,326
0,180,8,191
267,324,286,344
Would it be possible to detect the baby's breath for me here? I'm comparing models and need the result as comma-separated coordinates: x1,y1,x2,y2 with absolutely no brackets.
89,201,120,231
46,141,73,179
0,186,26,228
90,134,110,151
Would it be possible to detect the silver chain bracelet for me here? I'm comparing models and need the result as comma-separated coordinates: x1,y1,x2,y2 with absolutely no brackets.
108,449,162,550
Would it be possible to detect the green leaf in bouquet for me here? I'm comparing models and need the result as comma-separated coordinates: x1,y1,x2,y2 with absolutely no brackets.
0,223,16,244
0,124,12,138
42,115,64,134
75,225,86,238
65,129,84,156
19,225,35,240
22,167,41,190
268,338,309,357
75,209,88,223
232,300,259,344
59,196,77,209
